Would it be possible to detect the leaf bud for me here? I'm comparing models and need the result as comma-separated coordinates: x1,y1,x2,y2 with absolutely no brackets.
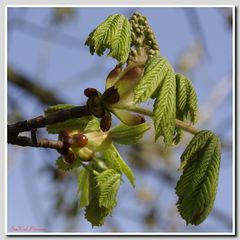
84,88,98,98
100,115,112,132
102,86,120,105
87,95,105,118
62,148,76,164
72,133,88,148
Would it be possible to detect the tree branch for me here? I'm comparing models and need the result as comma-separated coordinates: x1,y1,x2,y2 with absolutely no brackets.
8,105,91,140
8,67,64,105
8,135,64,151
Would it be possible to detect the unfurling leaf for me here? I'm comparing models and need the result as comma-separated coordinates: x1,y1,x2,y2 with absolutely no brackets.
84,198,110,227
85,14,131,63
175,73,198,123
78,168,91,208
153,64,176,144
104,144,135,187
84,171,110,227
97,169,121,209
179,130,213,170
134,57,170,104
175,131,221,225
109,123,150,145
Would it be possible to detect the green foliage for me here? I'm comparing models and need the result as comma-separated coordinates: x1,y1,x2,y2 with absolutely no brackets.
175,131,221,225
175,73,198,123
50,12,221,228
83,167,121,227
109,122,150,145
78,168,91,208
172,74,198,144
180,130,213,170
133,56,178,144
97,169,121,209
104,144,135,187
84,171,110,227
85,198,110,227
153,63,176,144
85,14,131,63
134,57,169,104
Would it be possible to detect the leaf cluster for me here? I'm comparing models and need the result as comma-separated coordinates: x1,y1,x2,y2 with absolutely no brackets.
85,14,131,64
134,57,198,145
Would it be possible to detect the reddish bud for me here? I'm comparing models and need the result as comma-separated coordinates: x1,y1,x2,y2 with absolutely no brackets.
63,149,76,164
87,96,105,117
100,115,112,132
102,86,120,104
72,133,88,148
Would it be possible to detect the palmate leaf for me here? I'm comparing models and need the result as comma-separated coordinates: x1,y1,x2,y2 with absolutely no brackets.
109,123,150,145
97,169,121,209
134,57,170,104
175,131,221,225
85,14,131,63
153,66,176,145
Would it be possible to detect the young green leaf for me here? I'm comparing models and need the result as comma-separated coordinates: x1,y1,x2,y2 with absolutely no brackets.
85,14,131,63
78,168,91,208
97,169,121,209
109,123,150,145
134,57,170,104
175,74,188,114
175,131,221,225
186,77,198,123
153,66,176,145
175,73,198,123
84,198,110,227
180,130,213,170
104,144,135,187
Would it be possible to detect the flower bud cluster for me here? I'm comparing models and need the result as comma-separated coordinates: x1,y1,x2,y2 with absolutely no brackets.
129,12,160,60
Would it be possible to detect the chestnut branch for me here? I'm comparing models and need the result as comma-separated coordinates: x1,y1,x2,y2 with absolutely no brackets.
8,135,64,151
